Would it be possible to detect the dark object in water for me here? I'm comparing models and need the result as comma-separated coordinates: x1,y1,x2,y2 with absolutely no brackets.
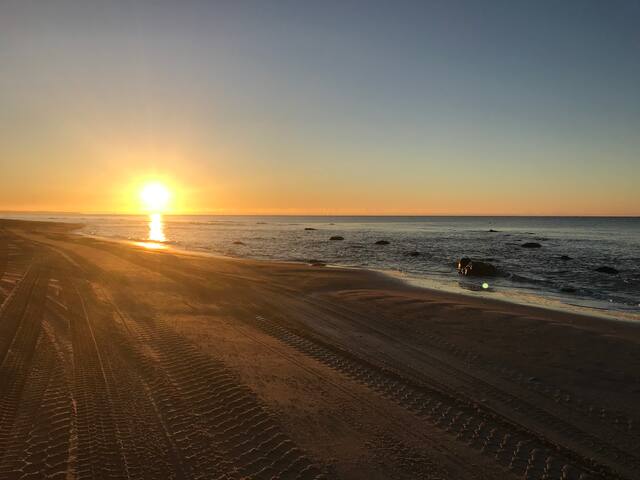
304,227,317,231
560,286,577,293
457,257,498,277
406,251,420,257
521,242,542,248
308,259,326,267
559,255,572,261
595,266,618,275
232,241,245,245
375,240,390,245
488,229,499,232
329,235,344,241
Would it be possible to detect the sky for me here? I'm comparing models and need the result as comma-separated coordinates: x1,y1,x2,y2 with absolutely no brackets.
1,0,639,215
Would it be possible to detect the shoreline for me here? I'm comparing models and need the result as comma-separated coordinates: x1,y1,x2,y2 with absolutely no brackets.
5,215,637,322
9,217,639,331
391,268,640,324
71,222,640,324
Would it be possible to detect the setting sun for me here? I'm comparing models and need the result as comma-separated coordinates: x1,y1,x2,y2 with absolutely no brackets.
140,182,171,212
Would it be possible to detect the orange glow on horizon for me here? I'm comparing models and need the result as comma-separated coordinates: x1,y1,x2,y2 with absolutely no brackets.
0,164,637,216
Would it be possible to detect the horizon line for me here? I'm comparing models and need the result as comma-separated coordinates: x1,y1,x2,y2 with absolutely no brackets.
1,210,639,218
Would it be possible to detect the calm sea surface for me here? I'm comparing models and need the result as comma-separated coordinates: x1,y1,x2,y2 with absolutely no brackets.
5,214,639,321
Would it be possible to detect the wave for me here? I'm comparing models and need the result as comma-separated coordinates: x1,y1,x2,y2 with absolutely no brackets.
505,273,554,287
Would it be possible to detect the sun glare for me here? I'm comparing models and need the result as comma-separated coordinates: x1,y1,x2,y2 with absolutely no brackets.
140,182,171,212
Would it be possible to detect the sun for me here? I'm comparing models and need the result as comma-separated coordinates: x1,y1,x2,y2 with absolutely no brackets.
140,182,171,212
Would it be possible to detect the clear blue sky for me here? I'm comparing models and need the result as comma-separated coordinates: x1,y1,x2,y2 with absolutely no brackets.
1,0,639,214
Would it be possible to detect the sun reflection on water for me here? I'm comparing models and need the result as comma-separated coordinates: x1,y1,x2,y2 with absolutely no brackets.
134,213,168,250
135,241,167,250
149,213,166,242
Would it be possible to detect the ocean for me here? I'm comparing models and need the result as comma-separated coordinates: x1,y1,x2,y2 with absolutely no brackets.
5,214,639,321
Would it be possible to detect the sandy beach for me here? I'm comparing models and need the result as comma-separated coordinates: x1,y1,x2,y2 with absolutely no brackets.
0,219,638,480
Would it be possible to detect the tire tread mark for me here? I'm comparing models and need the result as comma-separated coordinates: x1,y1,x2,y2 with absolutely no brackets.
105,290,326,480
252,314,629,480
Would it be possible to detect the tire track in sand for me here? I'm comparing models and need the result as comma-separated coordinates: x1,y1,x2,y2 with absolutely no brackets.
43,245,327,480
341,293,640,445
0,263,49,465
102,286,327,480
252,314,631,480
263,291,640,478
0,330,74,480
64,277,131,480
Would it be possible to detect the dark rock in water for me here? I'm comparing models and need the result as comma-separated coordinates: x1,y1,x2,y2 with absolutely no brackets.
308,259,326,267
595,266,618,275
521,242,542,248
329,235,344,241
457,257,498,277
375,240,390,245
406,251,421,257
560,286,577,293
559,255,572,261
232,241,245,245
488,229,499,232
304,227,317,231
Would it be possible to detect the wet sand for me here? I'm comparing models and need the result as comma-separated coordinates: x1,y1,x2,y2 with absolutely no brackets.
0,219,639,480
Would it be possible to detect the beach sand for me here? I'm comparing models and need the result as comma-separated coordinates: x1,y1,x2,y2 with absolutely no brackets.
0,219,638,479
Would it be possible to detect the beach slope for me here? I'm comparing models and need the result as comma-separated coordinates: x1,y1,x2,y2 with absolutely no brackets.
0,219,638,479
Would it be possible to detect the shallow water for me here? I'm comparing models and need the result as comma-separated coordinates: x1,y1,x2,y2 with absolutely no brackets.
6,214,639,320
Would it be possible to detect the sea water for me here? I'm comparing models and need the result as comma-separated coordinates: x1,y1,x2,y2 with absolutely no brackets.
5,214,639,321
